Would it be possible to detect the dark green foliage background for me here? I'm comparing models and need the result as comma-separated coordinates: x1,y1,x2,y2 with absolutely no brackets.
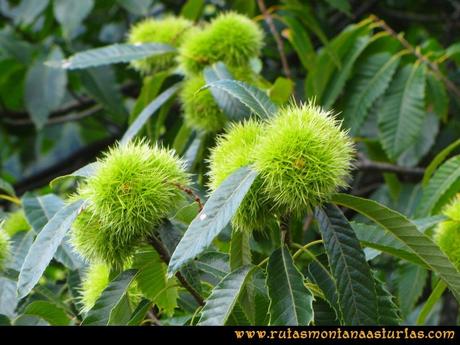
1,0,460,326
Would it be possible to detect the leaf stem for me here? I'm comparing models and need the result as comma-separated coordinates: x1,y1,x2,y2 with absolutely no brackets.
292,240,324,260
257,0,291,79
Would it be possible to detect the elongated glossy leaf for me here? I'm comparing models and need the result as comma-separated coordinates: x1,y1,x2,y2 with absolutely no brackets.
266,247,314,325
332,193,460,302
378,63,427,160
423,140,460,186
230,230,251,270
133,247,178,316
0,277,18,317
168,167,258,276
198,265,253,325
281,15,315,71
121,84,180,145
201,80,277,119
426,72,448,121
54,237,85,270
17,199,84,299
24,301,70,326
22,194,64,233
322,34,371,108
417,155,460,217
127,299,152,326
79,66,127,119
315,205,378,325
47,43,175,70
351,222,426,266
203,63,248,121
397,263,428,317
117,0,153,15
343,52,400,134
374,275,400,325
305,19,372,102
25,47,67,129
195,252,230,281
8,231,34,272
0,178,15,196
50,162,99,188
82,269,138,325
307,257,340,315
53,0,94,39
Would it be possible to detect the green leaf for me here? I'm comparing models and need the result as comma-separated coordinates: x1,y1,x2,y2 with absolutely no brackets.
266,246,314,325
0,277,18,318
305,18,372,103
133,247,178,316
378,63,427,160
343,52,400,134
53,0,94,39
201,80,277,119
121,84,181,145
47,43,175,70
79,66,127,119
198,265,254,325
49,162,99,189
331,193,460,302
180,0,205,20
416,280,447,325
203,63,249,121
397,112,439,168
195,252,230,281
25,47,67,129
22,193,64,233
426,72,448,121
269,77,294,105
230,230,252,271
281,15,315,71
24,301,70,326
17,199,84,299
168,167,258,276
322,34,371,108
117,0,153,15
0,178,15,196
315,204,378,324
15,0,49,26
351,222,426,266
374,274,400,325
307,257,340,315
127,299,152,326
417,155,460,217
397,263,428,318
323,0,351,15
8,231,34,272
423,139,460,186
54,237,85,270
82,269,138,325
313,299,340,325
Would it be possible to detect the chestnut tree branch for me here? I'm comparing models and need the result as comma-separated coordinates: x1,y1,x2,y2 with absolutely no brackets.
257,0,291,79
148,235,205,306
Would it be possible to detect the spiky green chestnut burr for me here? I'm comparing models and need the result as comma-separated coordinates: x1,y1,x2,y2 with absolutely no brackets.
128,16,193,74
178,12,264,75
0,230,10,271
434,196,460,270
208,120,276,231
80,262,110,313
74,141,189,268
253,103,354,213
2,210,30,237
71,208,138,268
